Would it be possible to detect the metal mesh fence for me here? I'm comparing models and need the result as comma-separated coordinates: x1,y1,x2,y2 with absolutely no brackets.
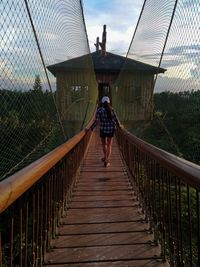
113,0,200,165
0,0,98,180
1,0,199,176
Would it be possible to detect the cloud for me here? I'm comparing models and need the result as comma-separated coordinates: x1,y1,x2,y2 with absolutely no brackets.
155,74,200,93
1,0,91,92
160,44,200,80
0,60,14,81
183,0,199,9
155,43,200,92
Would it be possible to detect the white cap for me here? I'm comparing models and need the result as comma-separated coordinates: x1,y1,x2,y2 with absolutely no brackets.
101,96,110,103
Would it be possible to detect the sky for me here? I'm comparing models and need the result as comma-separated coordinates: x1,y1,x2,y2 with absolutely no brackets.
1,0,200,93
82,0,200,92
82,0,143,55
1,0,143,91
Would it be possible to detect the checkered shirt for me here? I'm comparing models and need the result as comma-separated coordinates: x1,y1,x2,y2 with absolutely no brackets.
91,107,119,134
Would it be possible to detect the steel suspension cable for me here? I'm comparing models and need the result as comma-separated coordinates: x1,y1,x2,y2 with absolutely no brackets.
23,0,67,140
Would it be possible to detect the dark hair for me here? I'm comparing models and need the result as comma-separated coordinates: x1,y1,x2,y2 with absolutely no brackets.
103,102,113,120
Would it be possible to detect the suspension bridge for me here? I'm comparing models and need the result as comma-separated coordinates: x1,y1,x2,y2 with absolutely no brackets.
1,0,200,266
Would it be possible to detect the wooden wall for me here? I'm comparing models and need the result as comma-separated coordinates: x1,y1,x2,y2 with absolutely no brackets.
56,70,154,123
113,72,154,121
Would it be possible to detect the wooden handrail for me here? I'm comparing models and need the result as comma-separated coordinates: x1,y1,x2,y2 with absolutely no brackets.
119,128,200,189
0,119,94,213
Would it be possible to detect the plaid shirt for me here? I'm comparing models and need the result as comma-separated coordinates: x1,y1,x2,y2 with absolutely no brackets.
91,107,119,134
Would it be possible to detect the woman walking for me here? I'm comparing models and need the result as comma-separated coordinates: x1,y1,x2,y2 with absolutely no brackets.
90,96,121,167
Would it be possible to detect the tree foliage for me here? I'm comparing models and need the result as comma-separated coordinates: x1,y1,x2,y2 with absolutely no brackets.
0,76,65,180
129,90,200,164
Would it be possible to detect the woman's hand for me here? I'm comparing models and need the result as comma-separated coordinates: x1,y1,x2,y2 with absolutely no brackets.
85,128,91,132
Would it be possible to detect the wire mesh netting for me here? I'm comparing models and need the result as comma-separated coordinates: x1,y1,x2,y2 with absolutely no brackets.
1,1,200,266
112,0,200,165
1,0,200,171
0,0,98,180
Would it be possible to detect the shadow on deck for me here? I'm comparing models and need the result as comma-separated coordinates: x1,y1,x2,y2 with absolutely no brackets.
44,131,170,267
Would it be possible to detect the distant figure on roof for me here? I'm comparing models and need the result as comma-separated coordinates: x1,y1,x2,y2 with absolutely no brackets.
90,96,121,167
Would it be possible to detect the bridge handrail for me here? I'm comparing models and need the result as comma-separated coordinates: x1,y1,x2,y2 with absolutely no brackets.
117,127,200,266
119,128,200,188
0,120,93,214
0,118,95,267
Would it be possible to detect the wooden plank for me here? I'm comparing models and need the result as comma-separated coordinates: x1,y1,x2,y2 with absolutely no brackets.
63,207,143,224
71,195,135,202
69,199,137,208
44,260,169,267
76,180,131,186
77,172,128,179
72,190,134,196
44,244,162,264
51,232,154,248
74,185,131,191
81,167,125,172
58,221,150,235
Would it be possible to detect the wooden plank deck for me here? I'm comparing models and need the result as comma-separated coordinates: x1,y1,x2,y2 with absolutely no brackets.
44,131,170,267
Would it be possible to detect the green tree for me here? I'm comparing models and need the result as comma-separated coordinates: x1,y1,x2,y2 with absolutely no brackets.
128,90,200,164
32,75,42,92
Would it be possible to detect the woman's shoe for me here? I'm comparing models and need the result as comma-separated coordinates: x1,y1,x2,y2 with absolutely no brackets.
101,157,105,162
104,161,110,167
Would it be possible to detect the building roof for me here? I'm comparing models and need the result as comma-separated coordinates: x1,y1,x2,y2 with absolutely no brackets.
47,51,166,77
91,51,166,73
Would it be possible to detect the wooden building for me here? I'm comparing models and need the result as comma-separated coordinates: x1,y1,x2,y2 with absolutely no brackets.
47,25,166,123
